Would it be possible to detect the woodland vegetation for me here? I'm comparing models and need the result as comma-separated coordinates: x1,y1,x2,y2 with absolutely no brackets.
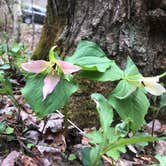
0,0,166,166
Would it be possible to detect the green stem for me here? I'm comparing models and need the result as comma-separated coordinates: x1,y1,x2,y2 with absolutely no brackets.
159,72,166,78
92,129,108,166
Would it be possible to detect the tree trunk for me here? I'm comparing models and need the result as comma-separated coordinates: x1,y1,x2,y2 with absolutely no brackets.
32,0,166,128
0,0,22,42
12,0,22,42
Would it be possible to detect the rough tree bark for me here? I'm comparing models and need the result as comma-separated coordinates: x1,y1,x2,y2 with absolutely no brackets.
0,0,22,42
32,0,166,127
12,0,22,42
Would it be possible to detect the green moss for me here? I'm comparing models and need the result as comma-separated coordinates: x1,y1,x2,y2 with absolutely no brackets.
67,76,113,128
31,0,67,60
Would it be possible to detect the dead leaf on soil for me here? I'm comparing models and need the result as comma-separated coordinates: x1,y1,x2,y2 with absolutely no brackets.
39,113,63,134
155,140,166,155
1,151,20,166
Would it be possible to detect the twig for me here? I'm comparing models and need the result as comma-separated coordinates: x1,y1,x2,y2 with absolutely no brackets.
56,110,85,136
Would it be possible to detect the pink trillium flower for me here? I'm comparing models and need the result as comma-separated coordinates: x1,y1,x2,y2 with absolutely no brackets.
22,59,80,100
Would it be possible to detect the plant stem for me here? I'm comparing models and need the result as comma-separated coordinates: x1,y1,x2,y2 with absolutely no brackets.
159,71,166,78
92,130,108,166
63,103,69,138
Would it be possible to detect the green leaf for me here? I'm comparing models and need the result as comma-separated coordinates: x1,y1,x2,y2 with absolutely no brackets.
160,93,166,108
103,136,157,154
0,76,13,96
49,46,56,63
105,128,127,160
107,128,119,143
5,127,14,134
91,93,113,133
0,122,6,133
0,44,7,56
106,145,126,161
80,61,123,81
82,147,103,166
112,80,137,99
66,41,111,72
27,143,35,149
155,154,166,166
86,131,103,144
90,146,103,166
0,63,10,70
22,74,78,118
115,121,129,137
108,89,150,131
11,43,21,53
82,147,91,166
68,153,76,161
124,56,140,77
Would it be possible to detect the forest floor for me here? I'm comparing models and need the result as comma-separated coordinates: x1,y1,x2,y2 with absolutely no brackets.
0,23,166,166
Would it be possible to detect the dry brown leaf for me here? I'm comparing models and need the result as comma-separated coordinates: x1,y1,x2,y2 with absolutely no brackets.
1,151,20,166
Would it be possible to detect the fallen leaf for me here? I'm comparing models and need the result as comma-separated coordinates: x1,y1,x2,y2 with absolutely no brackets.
155,140,166,155
1,151,20,166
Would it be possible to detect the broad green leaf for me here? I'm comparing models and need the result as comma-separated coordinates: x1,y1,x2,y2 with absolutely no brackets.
124,56,140,77
91,93,113,133
106,145,126,161
66,41,111,72
86,131,103,144
112,80,137,99
103,136,157,154
108,89,150,131
80,61,123,81
155,154,166,166
22,74,78,117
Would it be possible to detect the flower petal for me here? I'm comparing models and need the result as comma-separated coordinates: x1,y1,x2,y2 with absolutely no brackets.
144,82,166,96
139,76,159,83
22,60,49,73
43,74,60,100
56,60,80,74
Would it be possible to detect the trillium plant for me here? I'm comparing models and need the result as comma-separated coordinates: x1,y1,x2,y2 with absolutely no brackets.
22,40,166,122
21,41,165,165
22,46,80,100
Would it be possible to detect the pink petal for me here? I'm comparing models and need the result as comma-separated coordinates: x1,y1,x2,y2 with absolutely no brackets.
56,60,80,74
43,74,60,100
22,60,49,73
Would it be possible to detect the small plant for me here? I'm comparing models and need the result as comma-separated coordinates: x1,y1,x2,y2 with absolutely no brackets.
21,40,165,165
21,41,112,117
82,93,157,166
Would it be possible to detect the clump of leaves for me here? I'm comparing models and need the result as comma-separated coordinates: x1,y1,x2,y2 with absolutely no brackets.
21,41,112,117
82,93,157,166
